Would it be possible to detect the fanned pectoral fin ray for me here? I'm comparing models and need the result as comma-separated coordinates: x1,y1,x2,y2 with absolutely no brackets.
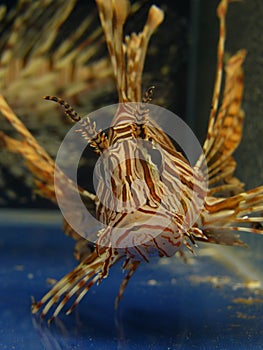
0,94,95,243
200,186,263,246
204,50,246,196
31,247,123,322
196,0,246,196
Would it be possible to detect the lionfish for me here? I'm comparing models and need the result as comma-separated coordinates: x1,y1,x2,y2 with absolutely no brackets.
0,0,115,206
0,0,117,119
0,0,262,322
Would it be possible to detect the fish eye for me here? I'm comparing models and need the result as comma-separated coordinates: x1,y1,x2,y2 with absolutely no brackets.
98,158,112,189
99,160,106,180
148,148,163,171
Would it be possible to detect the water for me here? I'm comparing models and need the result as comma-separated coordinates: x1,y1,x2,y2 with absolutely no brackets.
1,212,263,349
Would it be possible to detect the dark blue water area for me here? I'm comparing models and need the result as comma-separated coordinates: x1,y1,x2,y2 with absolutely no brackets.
0,221,263,349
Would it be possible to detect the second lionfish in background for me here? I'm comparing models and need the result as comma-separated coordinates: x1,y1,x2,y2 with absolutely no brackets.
0,0,113,207
0,0,183,207
0,0,262,322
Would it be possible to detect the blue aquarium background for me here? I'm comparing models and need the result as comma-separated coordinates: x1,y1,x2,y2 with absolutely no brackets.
1,212,263,349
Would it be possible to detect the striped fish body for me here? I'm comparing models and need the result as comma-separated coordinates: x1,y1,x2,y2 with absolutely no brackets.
94,103,206,261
